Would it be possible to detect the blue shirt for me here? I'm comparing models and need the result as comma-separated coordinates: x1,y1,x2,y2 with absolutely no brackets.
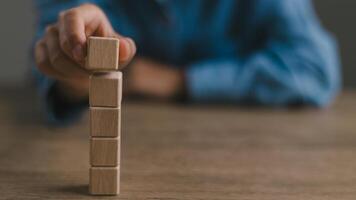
33,0,341,124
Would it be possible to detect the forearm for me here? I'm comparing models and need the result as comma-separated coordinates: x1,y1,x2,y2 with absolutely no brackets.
186,39,340,107
186,0,340,106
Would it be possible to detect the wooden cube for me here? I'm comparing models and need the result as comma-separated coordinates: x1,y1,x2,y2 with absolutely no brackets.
91,138,120,167
90,107,120,137
86,37,119,71
89,72,122,107
90,167,120,195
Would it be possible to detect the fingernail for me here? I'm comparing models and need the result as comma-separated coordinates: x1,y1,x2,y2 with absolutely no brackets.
72,44,84,62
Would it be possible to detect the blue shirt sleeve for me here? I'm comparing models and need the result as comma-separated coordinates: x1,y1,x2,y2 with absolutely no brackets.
186,0,341,107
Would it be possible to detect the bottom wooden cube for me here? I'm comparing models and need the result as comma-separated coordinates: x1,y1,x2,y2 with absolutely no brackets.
90,167,120,195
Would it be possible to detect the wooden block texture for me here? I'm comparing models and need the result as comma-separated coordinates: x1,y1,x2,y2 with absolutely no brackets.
90,167,120,195
89,72,122,107
87,37,119,71
91,138,120,167
90,107,120,137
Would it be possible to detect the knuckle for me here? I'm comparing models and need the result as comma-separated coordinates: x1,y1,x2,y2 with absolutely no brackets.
81,3,97,10
65,9,79,19
59,3,99,22
59,9,78,22
81,3,94,7
82,3,104,16
58,11,66,20
45,25,56,35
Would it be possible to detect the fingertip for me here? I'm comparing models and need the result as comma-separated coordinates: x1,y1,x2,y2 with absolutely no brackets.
126,38,136,55
119,38,135,63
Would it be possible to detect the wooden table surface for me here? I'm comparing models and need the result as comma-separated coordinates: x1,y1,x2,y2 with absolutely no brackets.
1,87,356,200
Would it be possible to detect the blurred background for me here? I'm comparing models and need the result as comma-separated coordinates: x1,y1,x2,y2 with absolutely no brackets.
0,0,354,88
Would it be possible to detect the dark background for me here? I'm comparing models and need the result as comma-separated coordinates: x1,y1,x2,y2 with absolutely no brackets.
0,1,354,88
314,0,356,88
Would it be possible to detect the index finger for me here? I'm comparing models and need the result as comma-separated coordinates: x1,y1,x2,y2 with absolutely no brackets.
58,4,113,63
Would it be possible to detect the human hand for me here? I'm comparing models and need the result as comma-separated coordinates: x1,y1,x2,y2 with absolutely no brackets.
34,3,136,102
126,58,185,101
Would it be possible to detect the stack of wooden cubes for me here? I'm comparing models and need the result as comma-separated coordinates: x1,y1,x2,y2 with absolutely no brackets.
86,36,121,195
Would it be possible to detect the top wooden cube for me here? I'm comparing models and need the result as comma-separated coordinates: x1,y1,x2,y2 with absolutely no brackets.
86,37,119,71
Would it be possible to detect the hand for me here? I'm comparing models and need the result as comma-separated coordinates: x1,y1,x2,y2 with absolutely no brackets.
34,3,136,102
126,58,186,101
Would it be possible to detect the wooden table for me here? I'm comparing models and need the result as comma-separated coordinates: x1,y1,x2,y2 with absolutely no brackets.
1,87,356,200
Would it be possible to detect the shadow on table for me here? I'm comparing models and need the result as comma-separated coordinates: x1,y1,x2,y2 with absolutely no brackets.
54,184,88,196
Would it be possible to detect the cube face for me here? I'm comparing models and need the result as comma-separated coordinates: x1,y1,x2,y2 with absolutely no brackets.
89,72,122,107
91,138,120,166
90,167,120,195
87,37,119,71
90,107,120,137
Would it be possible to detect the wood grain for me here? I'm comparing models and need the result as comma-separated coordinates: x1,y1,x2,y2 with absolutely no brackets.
89,72,122,107
86,36,119,71
2,87,356,199
90,138,120,167
90,167,120,195
90,107,120,137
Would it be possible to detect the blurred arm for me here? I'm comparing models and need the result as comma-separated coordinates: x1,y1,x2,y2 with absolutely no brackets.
186,0,340,106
